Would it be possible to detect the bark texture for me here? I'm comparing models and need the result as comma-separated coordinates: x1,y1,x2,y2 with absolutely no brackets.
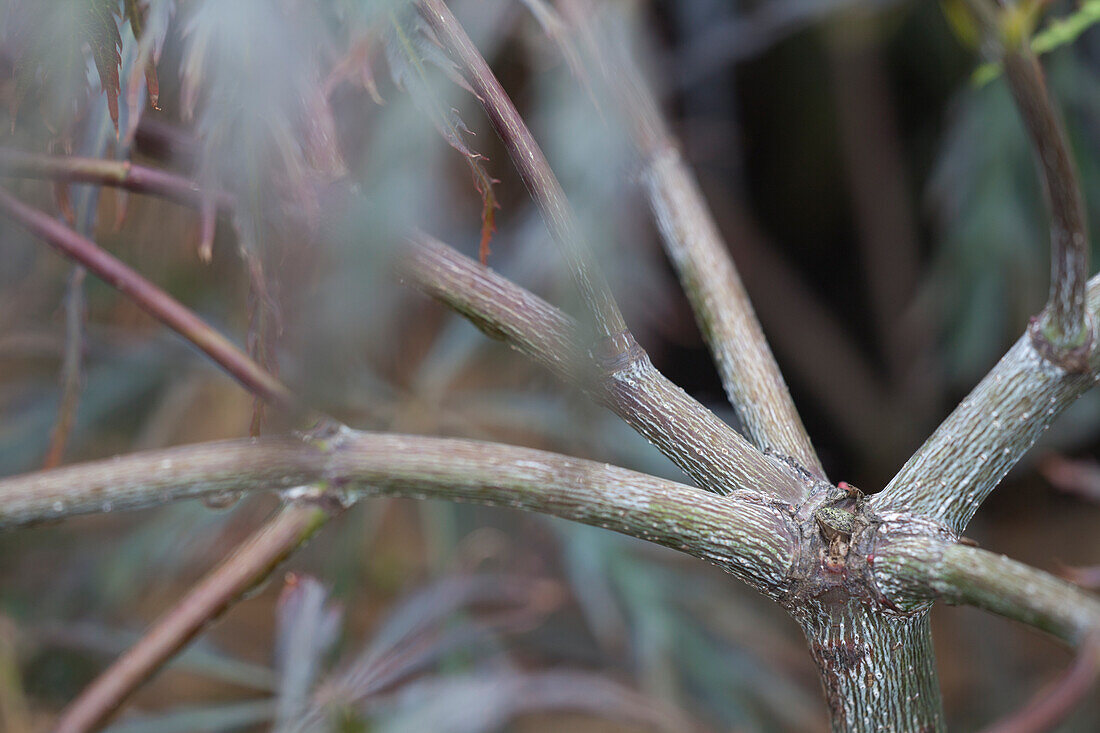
792,603,943,732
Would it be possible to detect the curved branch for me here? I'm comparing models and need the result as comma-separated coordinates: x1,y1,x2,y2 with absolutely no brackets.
870,276,1100,534
0,430,797,596
55,504,330,733
0,148,231,210
0,188,293,406
961,0,1094,368
402,234,811,503
1003,48,1093,369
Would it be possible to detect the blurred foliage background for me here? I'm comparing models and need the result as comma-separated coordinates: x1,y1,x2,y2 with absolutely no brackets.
0,0,1099,730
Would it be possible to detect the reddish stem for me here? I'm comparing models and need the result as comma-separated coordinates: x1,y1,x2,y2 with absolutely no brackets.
0,188,293,406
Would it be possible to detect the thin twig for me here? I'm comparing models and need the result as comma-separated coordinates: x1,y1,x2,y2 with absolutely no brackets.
0,188,294,406
417,0,630,353
0,431,797,597
0,148,231,210
1004,48,1094,370
961,0,1094,369
54,503,332,733
982,634,1100,733
402,234,811,502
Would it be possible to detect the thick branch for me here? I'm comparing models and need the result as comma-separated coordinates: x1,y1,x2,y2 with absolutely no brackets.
0,188,293,406
55,504,330,733
875,537,1100,649
0,148,231,210
401,235,811,503
417,0,629,350
597,31,822,478
870,276,1100,534
791,602,943,731
1003,49,1093,368
874,536,1100,731
0,431,797,596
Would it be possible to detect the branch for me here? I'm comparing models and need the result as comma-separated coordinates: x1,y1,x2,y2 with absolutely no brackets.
409,4,814,501
876,537,1100,732
962,0,1094,369
55,503,331,733
1004,48,1094,370
0,431,796,596
0,148,231,210
416,0,629,351
0,166,324,732
582,17,823,478
401,234,811,503
870,275,1100,534
0,188,293,406
877,538,1100,646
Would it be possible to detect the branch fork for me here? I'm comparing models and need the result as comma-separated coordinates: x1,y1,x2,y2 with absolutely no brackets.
1029,310,1097,373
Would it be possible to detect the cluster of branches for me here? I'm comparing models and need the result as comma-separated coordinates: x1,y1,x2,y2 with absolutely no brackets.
0,0,1099,730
